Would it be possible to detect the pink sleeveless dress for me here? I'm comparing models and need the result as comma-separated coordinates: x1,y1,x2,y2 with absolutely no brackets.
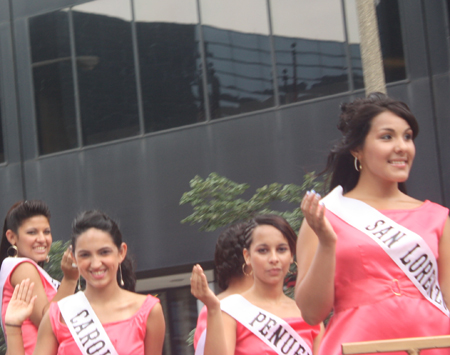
49,294,159,355
319,200,450,355
193,305,320,354
193,305,207,349
1,258,57,355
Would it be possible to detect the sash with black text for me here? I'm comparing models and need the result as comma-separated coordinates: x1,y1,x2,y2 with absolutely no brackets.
195,294,313,355
321,186,449,317
58,292,119,355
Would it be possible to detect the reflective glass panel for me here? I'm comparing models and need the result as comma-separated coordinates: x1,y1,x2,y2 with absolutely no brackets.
344,0,406,89
271,0,349,104
376,0,406,82
29,10,78,155
72,0,139,145
199,0,274,118
134,0,204,132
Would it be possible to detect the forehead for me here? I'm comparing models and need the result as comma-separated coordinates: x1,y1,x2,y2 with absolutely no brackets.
19,215,50,229
369,111,412,132
251,225,287,244
75,228,115,249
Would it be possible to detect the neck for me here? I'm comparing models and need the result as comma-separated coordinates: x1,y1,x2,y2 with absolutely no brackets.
219,275,253,299
246,277,285,303
83,281,123,304
350,174,404,201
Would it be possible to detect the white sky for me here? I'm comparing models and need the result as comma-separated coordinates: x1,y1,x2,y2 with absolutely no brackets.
71,0,361,43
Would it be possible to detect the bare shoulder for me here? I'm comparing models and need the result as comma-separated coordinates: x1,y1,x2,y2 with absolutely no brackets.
10,261,42,286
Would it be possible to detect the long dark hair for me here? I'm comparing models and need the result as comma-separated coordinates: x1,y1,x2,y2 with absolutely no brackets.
244,214,297,256
214,221,249,290
325,92,419,193
0,200,51,267
71,210,136,292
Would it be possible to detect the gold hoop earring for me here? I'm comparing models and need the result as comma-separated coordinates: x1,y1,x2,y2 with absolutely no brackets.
242,263,252,277
119,264,124,286
7,245,18,258
45,255,50,263
354,156,362,172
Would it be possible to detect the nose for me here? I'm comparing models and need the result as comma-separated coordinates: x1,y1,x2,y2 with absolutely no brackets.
90,255,102,268
268,250,279,264
394,137,408,153
36,232,46,242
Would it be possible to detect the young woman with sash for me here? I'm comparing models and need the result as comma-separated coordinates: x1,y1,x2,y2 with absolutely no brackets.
0,200,78,355
191,214,323,355
193,222,254,351
296,93,450,355
4,210,165,355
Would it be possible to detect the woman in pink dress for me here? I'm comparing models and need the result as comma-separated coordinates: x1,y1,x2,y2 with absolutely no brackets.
296,93,450,354
0,200,79,355
4,210,165,355
191,214,323,355
193,222,254,350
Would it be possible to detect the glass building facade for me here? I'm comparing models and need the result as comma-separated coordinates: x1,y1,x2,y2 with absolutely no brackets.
27,0,405,155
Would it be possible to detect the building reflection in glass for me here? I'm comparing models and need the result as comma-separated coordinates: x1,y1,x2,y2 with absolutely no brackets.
199,0,274,119
134,0,204,132
271,0,350,104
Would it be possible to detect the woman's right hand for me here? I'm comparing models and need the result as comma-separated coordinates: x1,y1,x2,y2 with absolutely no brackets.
191,264,220,310
61,246,79,281
5,279,37,327
301,191,337,246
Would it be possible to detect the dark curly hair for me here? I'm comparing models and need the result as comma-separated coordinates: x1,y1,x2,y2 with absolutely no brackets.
214,222,249,290
0,200,51,268
244,214,297,256
71,210,136,292
325,92,419,194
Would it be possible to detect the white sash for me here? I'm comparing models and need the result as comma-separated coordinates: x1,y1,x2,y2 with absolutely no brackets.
58,292,119,355
0,257,60,333
196,294,313,355
322,186,449,317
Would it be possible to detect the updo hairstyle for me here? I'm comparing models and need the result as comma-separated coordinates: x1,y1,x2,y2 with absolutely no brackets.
214,221,250,290
71,210,136,292
325,92,419,193
244,214,296,256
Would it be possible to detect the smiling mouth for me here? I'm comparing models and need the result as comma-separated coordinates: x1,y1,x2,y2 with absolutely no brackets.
33,246,48,253
90,270,107,278
389,160,407,166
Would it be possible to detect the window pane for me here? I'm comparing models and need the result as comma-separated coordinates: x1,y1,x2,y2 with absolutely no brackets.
199,0,274,118
29,11,78,155
376,0,406,82
72,0,139,145
134,0,204,132
271,0,349,104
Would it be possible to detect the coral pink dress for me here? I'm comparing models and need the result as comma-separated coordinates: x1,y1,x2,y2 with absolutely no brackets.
1,258,57,355
49,295,160,355
193,305,207,349
234,317,320,355
320,201,450,355
193,305,320,354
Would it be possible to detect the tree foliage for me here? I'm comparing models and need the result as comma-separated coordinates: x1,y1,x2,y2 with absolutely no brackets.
180,172,325,233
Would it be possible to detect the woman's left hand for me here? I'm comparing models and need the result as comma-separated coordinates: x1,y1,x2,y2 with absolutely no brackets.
5,279,37,327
